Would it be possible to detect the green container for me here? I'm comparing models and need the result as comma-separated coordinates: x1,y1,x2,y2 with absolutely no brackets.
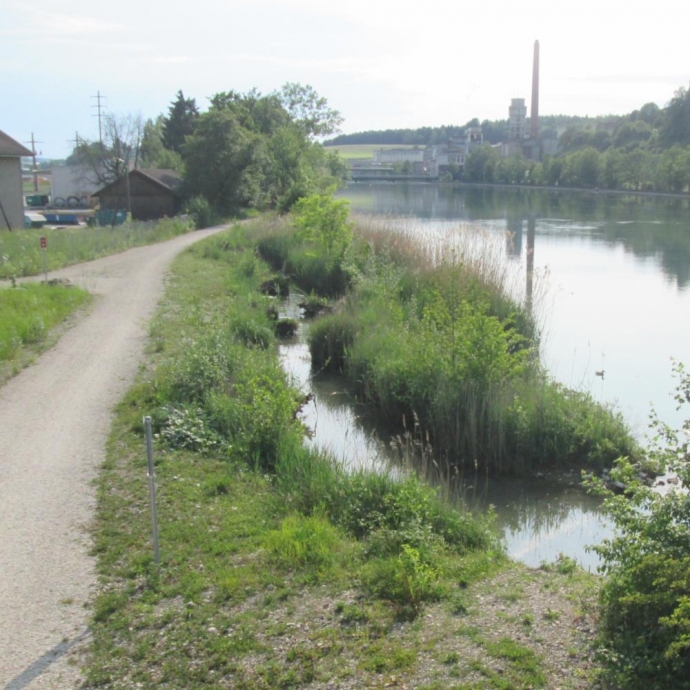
89,209,128,226
26,194,49,207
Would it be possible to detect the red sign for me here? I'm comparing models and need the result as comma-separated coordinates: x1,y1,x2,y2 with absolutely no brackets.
40,237,47,249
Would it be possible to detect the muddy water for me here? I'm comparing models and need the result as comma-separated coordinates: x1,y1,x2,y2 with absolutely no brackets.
278,295,609,570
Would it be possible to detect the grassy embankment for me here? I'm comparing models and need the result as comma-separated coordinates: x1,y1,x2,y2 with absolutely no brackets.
0,216,195,280
86,218,602,688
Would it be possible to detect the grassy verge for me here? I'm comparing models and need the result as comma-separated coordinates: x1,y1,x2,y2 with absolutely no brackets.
0,281,91,382
86,222,601,688
0,216,195,279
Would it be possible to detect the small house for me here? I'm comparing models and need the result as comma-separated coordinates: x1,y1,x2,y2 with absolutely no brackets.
93,168,183,221
0,129,33,230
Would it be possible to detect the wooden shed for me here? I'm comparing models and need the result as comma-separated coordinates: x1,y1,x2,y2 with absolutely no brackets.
0,129,33,230
93,168,183,221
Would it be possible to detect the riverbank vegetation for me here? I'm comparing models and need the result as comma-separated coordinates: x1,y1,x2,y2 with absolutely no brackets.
257,196,638,476
86,219,601,687
586,362,690,689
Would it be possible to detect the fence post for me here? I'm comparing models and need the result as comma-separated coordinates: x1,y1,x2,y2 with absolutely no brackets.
143,416,160,566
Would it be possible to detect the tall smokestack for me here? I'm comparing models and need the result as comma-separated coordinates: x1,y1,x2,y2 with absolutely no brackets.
530,40,540,140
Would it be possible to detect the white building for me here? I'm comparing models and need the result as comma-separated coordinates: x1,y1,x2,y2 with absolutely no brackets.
373,148,425,165
51,164,109,205
508,98,528,140
0,129,32,230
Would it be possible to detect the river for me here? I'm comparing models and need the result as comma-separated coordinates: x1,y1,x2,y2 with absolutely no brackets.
281,184,690,569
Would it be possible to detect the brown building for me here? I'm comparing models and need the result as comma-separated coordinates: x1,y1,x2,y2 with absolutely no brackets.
93,168,183,221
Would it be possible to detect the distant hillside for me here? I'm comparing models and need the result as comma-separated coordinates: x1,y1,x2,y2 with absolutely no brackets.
325,94,685,153
326,115,622,148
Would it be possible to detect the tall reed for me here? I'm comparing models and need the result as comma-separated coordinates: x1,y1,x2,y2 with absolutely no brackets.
305,214,637,474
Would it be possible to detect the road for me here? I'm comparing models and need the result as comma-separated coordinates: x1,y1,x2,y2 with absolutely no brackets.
0,225,228,689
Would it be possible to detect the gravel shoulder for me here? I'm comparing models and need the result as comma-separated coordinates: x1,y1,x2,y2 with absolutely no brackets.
0,225,228,689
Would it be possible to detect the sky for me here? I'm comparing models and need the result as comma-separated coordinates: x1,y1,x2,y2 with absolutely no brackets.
3,0,690,160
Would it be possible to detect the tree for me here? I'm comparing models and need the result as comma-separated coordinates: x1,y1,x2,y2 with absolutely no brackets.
463,144,499,183
612,120,653,150
67,112,143,187
276,83,343,138
659,86,690,148
183,108,265,215
162,90,199,154
139,116,184,171
656,145,690,193
182,86,347,216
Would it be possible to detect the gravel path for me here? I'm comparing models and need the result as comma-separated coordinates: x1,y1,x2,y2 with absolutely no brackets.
0,226,228,689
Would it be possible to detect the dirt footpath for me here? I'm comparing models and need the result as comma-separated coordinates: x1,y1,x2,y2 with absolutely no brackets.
0,226,228,689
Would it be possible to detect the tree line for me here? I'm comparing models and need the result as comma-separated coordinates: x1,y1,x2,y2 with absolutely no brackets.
66,84,347,217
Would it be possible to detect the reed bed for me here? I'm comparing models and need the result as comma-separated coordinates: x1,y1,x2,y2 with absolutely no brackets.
264,210,638,475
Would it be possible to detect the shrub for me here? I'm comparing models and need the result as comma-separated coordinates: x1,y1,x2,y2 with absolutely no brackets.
362,544,443,614
185,195,217,229
588,361,690,688
156,406,223,453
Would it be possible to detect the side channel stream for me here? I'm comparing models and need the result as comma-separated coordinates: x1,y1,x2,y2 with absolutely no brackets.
278,293,610,571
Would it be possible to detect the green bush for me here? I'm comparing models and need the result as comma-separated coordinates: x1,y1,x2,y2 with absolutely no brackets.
185,194,217,229
588,362,690,688
362,544,443,614
307,311,358,371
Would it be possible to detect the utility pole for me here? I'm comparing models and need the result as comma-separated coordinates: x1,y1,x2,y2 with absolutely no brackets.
91,91,107,147
24,133,43,192
68,131,81,150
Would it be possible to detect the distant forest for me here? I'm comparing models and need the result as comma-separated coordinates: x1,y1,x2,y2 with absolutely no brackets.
325,113,658,148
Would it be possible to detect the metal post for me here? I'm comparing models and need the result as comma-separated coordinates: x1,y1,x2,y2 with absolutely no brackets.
144,416,161,566
40,236,47,282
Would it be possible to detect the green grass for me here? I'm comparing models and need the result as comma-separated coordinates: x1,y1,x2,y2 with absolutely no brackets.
0,282,90,365
0,216,195,279
86,218,602,688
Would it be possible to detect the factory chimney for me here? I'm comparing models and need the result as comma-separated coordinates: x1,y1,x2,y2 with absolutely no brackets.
530,40,540,140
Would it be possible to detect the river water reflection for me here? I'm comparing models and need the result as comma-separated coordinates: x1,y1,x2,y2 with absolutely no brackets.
338,183,690,433
280,185,689,567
